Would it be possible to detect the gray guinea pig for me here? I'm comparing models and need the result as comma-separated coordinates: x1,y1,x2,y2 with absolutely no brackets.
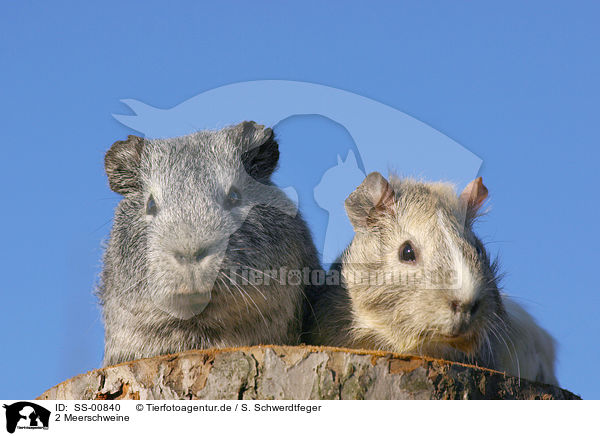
98,121,320,366
309,172,558,385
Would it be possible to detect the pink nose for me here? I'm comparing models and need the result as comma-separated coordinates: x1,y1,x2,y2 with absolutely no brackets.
449,299,480,315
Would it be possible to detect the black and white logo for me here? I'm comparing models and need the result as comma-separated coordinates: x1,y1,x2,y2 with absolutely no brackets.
3,402,50,433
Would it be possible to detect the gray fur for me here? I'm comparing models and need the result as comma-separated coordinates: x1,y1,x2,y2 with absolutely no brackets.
309,172,558,385
98,121,320,366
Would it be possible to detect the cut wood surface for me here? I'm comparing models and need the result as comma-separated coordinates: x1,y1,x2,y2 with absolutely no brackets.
38,345,579,400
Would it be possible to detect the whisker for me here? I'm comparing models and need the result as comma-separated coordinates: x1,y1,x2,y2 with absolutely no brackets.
222,271,268,327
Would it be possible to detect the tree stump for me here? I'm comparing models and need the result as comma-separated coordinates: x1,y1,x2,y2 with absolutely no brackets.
37,345,579,400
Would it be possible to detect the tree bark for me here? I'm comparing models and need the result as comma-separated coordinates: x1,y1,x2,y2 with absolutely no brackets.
38,345,579,400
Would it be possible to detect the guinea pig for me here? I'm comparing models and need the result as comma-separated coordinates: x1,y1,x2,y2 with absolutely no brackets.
309,172,558,385
98,121,320,366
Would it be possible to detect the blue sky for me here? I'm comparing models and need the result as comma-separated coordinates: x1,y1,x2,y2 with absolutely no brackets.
1,1,598,399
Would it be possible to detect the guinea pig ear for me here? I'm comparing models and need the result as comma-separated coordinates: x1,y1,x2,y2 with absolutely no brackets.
104,135,145,195
459,176,488,220
239,121,279,181
345,172,395,230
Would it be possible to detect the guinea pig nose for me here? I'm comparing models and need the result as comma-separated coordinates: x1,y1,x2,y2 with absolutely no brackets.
450,300,480,315
173,251,189,265
450,300,461,313
193,246,210,262
173,246,210,264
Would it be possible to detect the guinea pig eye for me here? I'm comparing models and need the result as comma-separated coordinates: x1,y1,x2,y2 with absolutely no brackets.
399,242,417,263
146,195,158,216
224,187,242,209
